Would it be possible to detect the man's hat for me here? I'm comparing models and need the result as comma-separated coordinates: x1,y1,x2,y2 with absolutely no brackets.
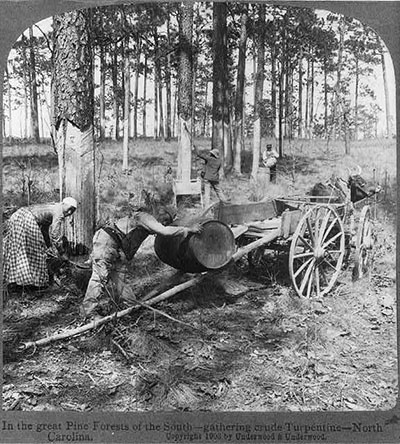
210,148,220,158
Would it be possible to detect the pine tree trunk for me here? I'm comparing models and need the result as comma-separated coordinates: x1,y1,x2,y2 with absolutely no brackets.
305,53,311,138
6,66,12,141
133,34,141,139
310,57,314,139
233,4,248,175
158,73,165,141
354,57,359,141
177,2,193,183
212,2,229,172
333,17,344,140
278,70,284,157
99,44,106,140
143,54,147,137
112,42,119,141
53,10,96,254
271,45,277,139
324,57,328,139
251,4,265,179
298,47,303,139
381,51,391,137
166,11,172,141
122,35,130,172
22,44,29,139
28,27,40,143
202,82,208,137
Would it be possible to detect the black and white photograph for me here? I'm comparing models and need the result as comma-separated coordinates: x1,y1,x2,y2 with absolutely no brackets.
0,0,398,442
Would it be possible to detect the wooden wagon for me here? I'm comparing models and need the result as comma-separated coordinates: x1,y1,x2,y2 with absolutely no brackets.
209,194,375,299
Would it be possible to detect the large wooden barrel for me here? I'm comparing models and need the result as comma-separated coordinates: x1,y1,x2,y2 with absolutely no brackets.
154,219,235,273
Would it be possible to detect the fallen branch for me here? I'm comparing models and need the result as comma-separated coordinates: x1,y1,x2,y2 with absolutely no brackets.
134,298,203,331
20,229,280,351
20,274,206,350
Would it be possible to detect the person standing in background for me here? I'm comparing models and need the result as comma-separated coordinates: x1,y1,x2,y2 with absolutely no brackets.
194,146,230,208
262,143,279,183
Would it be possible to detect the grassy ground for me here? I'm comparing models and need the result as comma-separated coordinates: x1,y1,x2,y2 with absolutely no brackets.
2,136,397,412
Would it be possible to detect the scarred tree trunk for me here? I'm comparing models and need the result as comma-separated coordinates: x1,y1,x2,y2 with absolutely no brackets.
177,3,193,183
53,10,96,254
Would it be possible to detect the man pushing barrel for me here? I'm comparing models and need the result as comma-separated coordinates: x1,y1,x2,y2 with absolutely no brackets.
80,189,202,321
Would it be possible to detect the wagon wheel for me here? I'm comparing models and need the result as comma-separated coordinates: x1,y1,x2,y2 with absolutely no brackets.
353,205,374,280
289,205,346,298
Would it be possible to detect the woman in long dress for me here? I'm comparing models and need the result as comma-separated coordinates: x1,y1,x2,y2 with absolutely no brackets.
3,197,77,289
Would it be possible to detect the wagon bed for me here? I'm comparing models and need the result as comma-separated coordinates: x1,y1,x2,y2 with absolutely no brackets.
208,195,374,299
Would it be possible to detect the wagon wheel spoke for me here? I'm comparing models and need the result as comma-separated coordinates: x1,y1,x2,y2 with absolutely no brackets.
297,234,313,251
321,218,339,244
299,259,315,296
321,256,339,272
293,251,314,260
293,256,314,279
322,230,344,249
305,218,315,246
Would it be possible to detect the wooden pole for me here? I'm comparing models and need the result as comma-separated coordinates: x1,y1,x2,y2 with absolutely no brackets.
20,274,206,350
20,229,282,350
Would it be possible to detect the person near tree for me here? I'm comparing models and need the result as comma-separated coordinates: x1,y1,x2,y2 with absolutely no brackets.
3,197,78,289
262,143,279,183
194,146,229,208
80,193,202,320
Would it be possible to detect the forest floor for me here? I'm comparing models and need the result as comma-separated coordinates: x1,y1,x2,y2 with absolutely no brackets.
2,137,398,412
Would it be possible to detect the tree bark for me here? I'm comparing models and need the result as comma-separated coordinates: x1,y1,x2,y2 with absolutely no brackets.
233,4,248,174
99,44,106,140
28,26,40,143
122,34,130,172
271,44,277,139
133,34,141,140
251,4,266,178
53,10,96,254
381,50,391,138
212,2,229,172
111,42,119,141
354,57,359,141
142,54,148,137
298,46,303,139
5,65,12,141
153,26,159,139
166,7,172,140
177,2,194,183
